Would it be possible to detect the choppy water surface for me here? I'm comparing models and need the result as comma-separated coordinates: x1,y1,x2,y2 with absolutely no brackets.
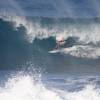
0,0,100,99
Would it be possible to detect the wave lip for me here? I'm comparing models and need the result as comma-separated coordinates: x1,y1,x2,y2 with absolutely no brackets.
1,13,100,44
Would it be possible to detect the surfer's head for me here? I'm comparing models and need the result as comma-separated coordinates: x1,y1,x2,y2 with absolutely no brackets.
56,35,65,42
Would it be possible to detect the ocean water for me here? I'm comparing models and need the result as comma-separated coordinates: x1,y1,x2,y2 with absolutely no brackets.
0,0,100,100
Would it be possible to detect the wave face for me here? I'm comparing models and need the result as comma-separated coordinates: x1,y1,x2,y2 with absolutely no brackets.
0,14,100,73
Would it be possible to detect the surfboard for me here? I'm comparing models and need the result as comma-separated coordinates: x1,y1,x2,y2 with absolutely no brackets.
48,49,60,53
48,48,65,54
48,47,71,54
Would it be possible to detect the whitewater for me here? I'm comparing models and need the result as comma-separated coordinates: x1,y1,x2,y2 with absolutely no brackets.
0,0,100,99
0,71,100,100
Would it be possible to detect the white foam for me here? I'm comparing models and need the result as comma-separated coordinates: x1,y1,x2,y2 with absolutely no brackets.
0,75,61,100
63,85,100,100
52,45,100,59
0,74,100,100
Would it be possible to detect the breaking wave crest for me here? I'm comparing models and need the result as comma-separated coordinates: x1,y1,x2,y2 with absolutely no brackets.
0,13,100,59
0,13,100,44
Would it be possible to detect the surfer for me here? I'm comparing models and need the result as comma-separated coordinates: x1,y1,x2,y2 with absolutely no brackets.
55,35,66,49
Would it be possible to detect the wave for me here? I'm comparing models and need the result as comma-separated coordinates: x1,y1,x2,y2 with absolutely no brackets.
0,12,100,61
1,13,100,44
0,73,100,100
